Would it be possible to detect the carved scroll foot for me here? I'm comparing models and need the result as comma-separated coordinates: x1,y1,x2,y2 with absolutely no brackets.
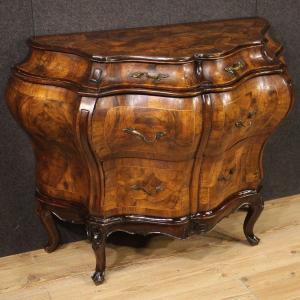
92,271,105,285
88,223,106,285
36,201,60,253
243,195,264,246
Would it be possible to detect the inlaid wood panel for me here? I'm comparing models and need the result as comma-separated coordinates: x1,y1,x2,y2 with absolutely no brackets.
204,74,292,156
31,18,268,59
201,45,281,85
17,45,282,92
5,77,89,204
91,94,202,161
102,158,193,218
199,136,265,211
18,48,91,85
14,18,285,96
90,61,200,90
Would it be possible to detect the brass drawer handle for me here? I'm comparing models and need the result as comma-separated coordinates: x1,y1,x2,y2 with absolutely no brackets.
131,183,164,196
123,127,166,144
218,168,236,182
225,60,246,76
129,71,169,82
235,110,256,128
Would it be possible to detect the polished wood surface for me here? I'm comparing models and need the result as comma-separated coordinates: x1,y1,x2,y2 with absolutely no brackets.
1,195,300,299
6,77,90,204
102,159,193,217
5,17,293,284
91,94,202,161
30,18,269,59
205,74,291,156
14,18,284,95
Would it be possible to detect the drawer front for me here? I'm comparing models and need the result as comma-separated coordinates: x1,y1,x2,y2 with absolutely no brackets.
204,74,291,156
19,46,281,91
202,45,280,85
102,158,193,217
90,45,281,89
90,61,199,89
91,94,202,161
199,136,264,211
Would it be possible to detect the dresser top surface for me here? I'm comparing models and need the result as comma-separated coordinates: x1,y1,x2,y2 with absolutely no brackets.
30,18,269,61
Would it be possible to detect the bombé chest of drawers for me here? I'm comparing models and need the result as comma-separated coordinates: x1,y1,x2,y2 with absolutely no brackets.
5,17,293,285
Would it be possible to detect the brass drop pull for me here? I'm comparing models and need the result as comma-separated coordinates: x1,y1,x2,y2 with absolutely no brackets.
131,183,164,196
129,71,169,82
218,168,236,182
224,60,246,76
235,110,256,128
123,127,166,144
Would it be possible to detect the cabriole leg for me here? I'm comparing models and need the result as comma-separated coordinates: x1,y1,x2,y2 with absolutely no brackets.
36,201,60,253
243,194,264,246
88,223,106,285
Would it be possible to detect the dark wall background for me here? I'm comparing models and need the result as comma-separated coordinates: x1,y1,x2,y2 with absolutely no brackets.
1,0,299,257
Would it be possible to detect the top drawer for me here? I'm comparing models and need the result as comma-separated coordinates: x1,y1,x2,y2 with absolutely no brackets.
90,45,280,89
201,45,280,86
17,45,281,93
89,61,200,90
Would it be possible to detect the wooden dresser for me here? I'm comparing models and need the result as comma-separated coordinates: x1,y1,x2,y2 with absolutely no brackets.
5,17,293,285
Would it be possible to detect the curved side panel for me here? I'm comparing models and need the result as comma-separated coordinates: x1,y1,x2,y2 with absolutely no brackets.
204,74,292,156
5,76,90,205
199,73,293,210
199,136,265,211
17,48,91,86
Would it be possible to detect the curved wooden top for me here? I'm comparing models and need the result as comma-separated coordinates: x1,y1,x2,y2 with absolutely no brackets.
12,17,286,97
30,17,269,62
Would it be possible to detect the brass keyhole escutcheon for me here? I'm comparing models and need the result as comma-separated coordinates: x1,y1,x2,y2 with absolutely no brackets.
235,110,257,128
218,167,236,182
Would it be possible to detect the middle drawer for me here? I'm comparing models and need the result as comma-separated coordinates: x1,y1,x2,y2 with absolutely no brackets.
91,94,202,161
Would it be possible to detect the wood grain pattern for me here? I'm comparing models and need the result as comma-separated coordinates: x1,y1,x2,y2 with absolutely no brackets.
30,18,269,60
91,94,202,161
199,136,264,211
18,48,90,84
5,17,293,285
12,18,284,96
5,77,90,204
102,158,194,218
204,74,292,156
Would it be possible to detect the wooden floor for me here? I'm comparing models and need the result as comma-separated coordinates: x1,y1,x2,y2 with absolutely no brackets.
1,195,300,300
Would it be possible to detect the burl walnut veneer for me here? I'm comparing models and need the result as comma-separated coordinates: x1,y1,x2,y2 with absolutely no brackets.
5,18,293,285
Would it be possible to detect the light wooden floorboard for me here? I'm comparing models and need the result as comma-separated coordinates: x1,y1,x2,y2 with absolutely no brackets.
1,195,300,299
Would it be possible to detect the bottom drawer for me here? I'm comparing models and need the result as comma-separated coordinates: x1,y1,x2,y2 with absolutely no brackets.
199,135,265,211
103,158,193,217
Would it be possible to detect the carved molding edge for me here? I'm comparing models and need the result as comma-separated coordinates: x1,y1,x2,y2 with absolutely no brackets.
76,97,104,213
